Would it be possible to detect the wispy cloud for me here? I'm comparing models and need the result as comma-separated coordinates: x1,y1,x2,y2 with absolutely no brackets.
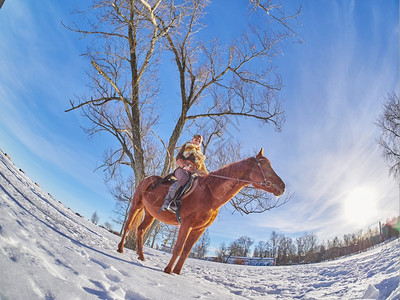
0,0,111,207
214,0,399,244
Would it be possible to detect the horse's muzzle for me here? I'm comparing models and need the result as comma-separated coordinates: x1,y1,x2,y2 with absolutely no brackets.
274,182,285,196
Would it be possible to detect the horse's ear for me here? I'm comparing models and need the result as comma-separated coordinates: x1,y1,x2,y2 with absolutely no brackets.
257,148,264,158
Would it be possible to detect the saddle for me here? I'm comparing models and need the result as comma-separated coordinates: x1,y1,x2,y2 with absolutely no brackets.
155,173,198,223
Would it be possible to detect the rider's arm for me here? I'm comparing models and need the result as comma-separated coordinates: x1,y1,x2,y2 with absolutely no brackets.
176,159,185,168
176,143,197,171
177,159,195,171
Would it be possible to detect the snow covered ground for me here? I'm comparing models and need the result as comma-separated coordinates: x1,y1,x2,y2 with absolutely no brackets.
0,150,399,300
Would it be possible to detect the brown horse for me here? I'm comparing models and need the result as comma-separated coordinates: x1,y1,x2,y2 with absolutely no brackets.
117,149,285,274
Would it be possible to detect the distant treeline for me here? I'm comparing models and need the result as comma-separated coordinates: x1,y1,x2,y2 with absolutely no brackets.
103,214,399,266
214,216,399,266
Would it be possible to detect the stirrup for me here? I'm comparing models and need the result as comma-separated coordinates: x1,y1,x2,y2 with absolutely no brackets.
166,201,178,213
166,200,182,224
159,199,176,213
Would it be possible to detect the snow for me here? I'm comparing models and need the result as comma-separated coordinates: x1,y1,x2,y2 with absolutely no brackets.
0,150,399,300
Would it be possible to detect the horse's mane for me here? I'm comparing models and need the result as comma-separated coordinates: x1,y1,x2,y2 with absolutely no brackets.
200,157,251,185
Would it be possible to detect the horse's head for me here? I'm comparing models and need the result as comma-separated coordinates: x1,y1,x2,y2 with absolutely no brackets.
249,148,285,196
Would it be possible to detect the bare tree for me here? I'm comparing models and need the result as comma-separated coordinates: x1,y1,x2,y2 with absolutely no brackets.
217,242,230,263
302,232,318,263
295,235,305,263
376,93,400,180
276,235,295,265
161,225,179,251
227,240,241,257
327,236,342,260
65,0,177,186
104,221,113,231
65,0,301,237
253,240,271,257
229,235,254,257
91,211,99,225
269,230,280,258
144,219,166,248
192,229,210,259
107,173,135,234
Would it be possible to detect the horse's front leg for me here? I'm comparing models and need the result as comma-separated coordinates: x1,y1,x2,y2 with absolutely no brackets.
172,228,205,275
164,224,192,274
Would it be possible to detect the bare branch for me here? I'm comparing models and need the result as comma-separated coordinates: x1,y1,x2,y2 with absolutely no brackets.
230,188,293,215
376,93,400,179
249,0,304,43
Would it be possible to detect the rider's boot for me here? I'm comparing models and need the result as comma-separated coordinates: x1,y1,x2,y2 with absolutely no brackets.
160,182,181,212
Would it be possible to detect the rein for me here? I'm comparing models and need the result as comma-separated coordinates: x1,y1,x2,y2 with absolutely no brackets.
207,157,273,188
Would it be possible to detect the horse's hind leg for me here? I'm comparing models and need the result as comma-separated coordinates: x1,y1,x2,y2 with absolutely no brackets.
136,209,155,261
117,199,144,253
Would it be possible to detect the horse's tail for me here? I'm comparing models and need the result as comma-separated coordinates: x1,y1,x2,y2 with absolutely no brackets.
117,188,145,253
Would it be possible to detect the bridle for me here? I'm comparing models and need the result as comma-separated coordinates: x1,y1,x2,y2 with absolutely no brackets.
254,157,273,188
207,156,274,188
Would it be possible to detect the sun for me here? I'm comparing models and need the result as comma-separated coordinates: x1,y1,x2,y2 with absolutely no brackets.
343,186,378,227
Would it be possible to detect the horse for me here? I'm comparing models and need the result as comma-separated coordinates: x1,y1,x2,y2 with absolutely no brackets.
117,149,285,274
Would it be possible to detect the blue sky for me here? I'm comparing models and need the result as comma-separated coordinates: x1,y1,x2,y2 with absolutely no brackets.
0,0,398,254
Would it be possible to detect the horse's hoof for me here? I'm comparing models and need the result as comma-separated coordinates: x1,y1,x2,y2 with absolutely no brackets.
163,267,172,274
138,255,146,261
172,269,181,275
117,242,124,253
